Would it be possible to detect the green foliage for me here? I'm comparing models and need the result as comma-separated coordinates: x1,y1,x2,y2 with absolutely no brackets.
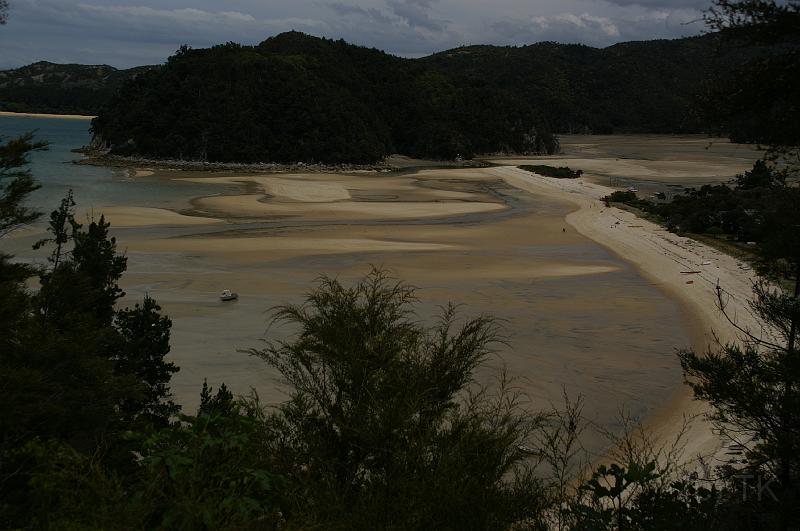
755,185,800,283
519,165,583,179
422,35,728,135
4,439,131,530
572,461,661,529
0,132,47,236
606,190,639,204
0,182,181,526
679,276,800,529
91,33,556,163
250,268,547,529
131,407,281,530
114,296,179,427
198,379,235,417
702,1,800,151
604,161,798,256
736,159,786,189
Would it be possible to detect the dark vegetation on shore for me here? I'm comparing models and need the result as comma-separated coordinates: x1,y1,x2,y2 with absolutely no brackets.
605,159,799,264
90,32,562,164
519,165,583,179
0,30,765,164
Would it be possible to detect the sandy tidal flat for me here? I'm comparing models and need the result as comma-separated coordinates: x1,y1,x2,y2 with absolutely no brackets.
51,163,694,459
6,134,761,461
489,134,762,188
489,165,762,462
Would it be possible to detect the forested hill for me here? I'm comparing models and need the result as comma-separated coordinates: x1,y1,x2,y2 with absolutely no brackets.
0,61,154,116
90,32,560,163
422,35,721,135
2,32,727,163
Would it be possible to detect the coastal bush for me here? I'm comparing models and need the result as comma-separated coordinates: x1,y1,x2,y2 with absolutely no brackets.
519,165,582,179
601,160,797,250
248,268,548,529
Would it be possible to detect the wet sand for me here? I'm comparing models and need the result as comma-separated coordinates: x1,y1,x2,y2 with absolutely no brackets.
75,165,692,459
490,134,762,191
487,163,761,462
5,134,761,461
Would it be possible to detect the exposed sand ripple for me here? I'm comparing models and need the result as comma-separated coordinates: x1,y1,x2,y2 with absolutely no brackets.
130,236,457,254
92,206,223,227
192,194,505,220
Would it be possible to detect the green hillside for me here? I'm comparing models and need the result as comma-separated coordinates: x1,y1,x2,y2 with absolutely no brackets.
0,32,739,162
0,61,153,116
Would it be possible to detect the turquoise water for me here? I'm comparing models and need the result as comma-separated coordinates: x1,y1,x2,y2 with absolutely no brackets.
0,115,224,213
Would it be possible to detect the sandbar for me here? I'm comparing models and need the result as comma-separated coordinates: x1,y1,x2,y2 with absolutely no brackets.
0,111,95,120
488,164,761,463
92,206,223,227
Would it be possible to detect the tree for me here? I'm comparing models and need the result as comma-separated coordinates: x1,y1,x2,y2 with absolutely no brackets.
198,379,235,417
0,0,8,25
114,296,179,427
0,132,47,237
0,132,45,353
129,401,281,530
704,0,800,165
250,268,546,529
1,197,181,526
679,280,800,530
735,159,785,189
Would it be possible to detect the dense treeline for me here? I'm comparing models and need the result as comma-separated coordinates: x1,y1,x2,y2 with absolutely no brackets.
87,32,737,162
2,33,743,141
3,31,780,162
91,33,558,163
421,35,726,135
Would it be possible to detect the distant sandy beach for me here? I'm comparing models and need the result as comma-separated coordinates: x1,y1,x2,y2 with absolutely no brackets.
0,111,95,120
488,163,760,462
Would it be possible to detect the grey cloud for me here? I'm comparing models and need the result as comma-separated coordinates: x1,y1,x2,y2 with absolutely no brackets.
601,0,708,7
386,0,448,32
0,0,709,69
491,7,704,47
326,2,395,25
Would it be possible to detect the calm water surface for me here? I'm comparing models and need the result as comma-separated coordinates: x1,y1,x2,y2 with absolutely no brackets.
0,115,223,212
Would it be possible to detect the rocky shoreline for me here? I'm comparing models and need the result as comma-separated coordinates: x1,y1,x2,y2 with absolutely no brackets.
71,151,492,174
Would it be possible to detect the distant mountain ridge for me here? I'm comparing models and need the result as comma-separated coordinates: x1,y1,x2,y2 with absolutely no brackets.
0,32,733,162
0,61,155,116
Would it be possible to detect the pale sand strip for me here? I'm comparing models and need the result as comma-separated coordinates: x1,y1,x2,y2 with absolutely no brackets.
131,236,457,254
0,111,95,120
179,176,351,202
179,174,477,202
193,194,505,220
489,165,760,461
91,206,224,227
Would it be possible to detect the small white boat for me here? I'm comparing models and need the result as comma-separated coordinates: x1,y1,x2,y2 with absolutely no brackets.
220,289,238,301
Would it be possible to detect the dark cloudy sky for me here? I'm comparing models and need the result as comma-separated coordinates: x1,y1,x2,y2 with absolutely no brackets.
0,0,710,69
